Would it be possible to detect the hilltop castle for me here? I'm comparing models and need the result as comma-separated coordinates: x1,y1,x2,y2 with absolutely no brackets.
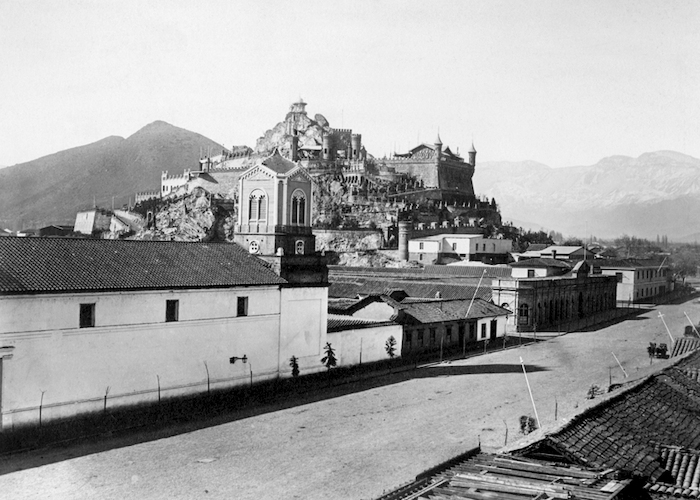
135,99,497,231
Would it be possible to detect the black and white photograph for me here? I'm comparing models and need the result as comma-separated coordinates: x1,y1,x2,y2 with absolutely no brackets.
1,1,700,498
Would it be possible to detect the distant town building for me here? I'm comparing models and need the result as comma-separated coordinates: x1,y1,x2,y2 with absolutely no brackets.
408,233,512,264
491,259,617,333
335,294,510,356
597,259,673,303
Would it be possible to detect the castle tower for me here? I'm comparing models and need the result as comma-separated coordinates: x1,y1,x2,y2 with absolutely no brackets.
290,130,299,162
434,133,443,158
468,141,477,167
398,221,411,261
351,133,362,160
286,98,308,135
322,134,332,161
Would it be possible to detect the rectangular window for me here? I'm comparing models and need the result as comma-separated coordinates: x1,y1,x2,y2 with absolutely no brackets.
79,303,95,328
417,329,424,347
445,326,452,343
429,328,436,344
480,323,487,339
419,242,424,250
527,269,535,278
165,299,179,322
405,332,412,346
237,296,248,317
452,242,457,251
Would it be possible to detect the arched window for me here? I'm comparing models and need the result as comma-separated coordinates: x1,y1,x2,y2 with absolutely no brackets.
295,240,305,255
518,304,529,325
248,190,267,222
291,190,306,225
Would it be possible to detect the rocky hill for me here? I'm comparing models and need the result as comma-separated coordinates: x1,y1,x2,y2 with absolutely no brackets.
474,151,700,240
0,121,223,230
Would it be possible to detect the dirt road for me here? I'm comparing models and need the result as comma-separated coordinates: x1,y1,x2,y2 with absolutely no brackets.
2,301,698,500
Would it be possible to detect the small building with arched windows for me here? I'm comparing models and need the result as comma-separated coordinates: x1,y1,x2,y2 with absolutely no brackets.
491,259,618,333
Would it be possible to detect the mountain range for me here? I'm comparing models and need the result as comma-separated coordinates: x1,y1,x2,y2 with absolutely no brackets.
474,151,700,241
0,122,222,230
1,121,698,241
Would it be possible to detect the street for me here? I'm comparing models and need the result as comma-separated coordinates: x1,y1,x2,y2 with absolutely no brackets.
1,300,698,500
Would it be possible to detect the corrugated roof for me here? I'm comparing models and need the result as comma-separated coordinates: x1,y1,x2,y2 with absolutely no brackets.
541,245,584,254
0,237,286,294
596,258,669,269
329,264,512,279
377,451,634,500
510,258,572,269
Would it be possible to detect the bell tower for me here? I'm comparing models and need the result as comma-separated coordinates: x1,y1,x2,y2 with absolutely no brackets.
234,150,327,284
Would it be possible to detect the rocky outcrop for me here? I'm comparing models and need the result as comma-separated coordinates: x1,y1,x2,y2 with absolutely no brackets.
131,188,236,242
254,107,331,157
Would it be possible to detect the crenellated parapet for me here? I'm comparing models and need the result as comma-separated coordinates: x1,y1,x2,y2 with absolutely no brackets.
135,191,159,204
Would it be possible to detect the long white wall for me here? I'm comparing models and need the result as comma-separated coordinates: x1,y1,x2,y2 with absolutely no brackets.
328,324,403,366
0,285,328,428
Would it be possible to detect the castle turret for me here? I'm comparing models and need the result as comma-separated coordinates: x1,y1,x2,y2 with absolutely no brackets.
351,133,362,160
468,141,477,167
434,133,443,158
322,134,332,161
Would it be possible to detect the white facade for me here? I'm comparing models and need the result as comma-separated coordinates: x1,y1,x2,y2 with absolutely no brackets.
0,285,327,429
474,315,509,341
408,234,512,261
328,323,403,366
161,170,191,197
74,209,111,235
599,265,673,303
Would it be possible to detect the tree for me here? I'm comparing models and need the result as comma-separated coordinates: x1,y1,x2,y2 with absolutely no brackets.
385,336,397,358
670,245,700,284
519,415,537,434
289,356,300,378
321,342,337,372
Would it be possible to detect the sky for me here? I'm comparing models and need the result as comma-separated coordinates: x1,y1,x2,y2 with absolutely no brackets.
1,0,699,168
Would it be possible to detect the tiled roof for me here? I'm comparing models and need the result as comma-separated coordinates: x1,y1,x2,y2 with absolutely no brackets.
673,337,700,358
327,298,361,314
646,446,700,498
398,298,509,324
0,237,286,294
327,314,392,332
515,360,700,481
260,149,297,173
